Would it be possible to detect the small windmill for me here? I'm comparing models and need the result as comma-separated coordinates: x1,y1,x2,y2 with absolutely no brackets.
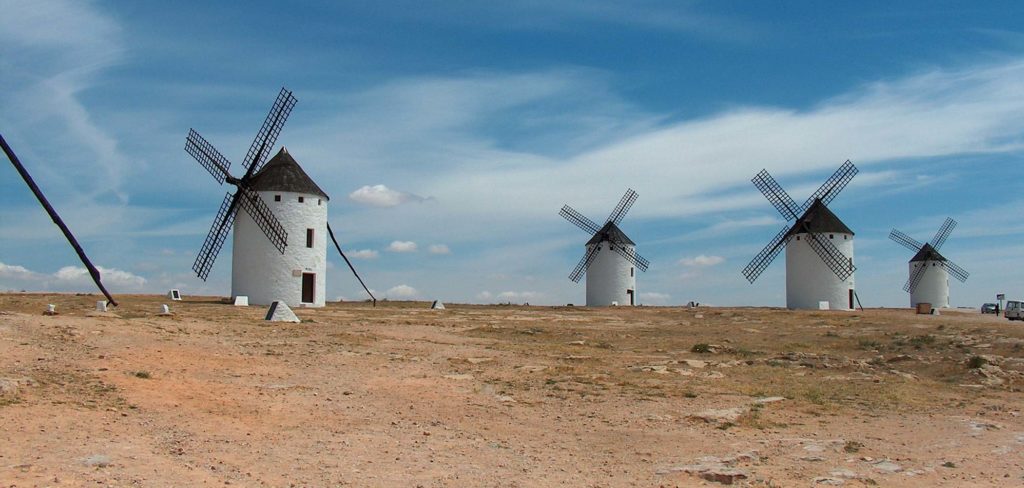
889,218,968,308
743,161,859,310
1,133,117,306
560,188,649,306
185,87,375,306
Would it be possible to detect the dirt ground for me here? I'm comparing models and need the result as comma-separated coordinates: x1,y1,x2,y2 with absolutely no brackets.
0,293,1022,487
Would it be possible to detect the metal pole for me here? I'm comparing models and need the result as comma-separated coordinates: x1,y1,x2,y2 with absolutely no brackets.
0,132,118,306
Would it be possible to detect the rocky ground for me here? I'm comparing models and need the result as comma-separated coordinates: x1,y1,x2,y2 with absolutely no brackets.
0,293,1022,487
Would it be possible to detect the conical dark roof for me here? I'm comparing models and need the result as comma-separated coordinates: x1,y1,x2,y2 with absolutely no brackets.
910,243,946,262
785,199,853,239
587,221,636,246
248,147,329,200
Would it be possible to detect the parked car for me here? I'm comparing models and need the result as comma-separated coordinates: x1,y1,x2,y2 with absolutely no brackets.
1005,300,1024,321
981,303,998,314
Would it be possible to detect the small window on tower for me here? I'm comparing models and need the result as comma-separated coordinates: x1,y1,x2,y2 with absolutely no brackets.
306,228,314,248
274,195,281,202
298,196,305,203
318,199,322,205
630,267,634,277
829,234,834,239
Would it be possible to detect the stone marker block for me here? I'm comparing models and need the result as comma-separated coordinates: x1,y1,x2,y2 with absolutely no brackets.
96,301,108,312
430,300,445,310
44,304,57,316
265,301,300,323
168,289,182,301
818,301,830,310
233,296,249,307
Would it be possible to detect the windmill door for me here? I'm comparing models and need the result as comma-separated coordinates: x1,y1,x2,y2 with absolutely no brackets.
302,273,315,303
627,289,635,306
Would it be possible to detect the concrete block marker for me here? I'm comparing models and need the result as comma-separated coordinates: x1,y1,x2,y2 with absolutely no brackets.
44,304,57,316
96,301,108,312
158,304,172,316
233,296,249,307
430,300,446,310
265,301,300,323
168,289,182,301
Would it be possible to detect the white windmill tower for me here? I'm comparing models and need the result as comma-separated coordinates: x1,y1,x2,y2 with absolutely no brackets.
560,189,650,306
184,88,344,308
743,161,859,310
889,218,969,308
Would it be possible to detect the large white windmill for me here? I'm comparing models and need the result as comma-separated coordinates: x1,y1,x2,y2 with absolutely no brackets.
560,189,650,306
184,88,375,308
889,218,969,308
743,161,859,310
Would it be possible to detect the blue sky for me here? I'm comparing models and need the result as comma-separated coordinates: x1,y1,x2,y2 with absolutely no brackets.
2,1,1023,307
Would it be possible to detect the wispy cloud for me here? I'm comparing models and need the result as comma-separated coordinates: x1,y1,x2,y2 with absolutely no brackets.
347,249,379,259
0,260,146,292
428,244,451,255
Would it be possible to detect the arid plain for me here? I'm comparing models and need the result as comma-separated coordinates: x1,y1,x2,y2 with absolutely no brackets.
1,293,1022,487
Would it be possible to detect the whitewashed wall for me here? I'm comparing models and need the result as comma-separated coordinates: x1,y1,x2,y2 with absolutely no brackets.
585,242,637,306
909,261,949,308
785,233,855,310
231,190,327,307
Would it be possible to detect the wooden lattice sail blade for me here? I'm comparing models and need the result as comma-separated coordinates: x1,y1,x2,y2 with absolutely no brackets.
752,169,800,220
611,243,649,271
904,261,929,293
606,188,638,225
241,87,297,178
806,232,855,281
185,129,232,184
941,259,970,283
559,204,601,235
237,187,288,254
888,228,924,253
742,225,789,283
569,244,601,283
802,160,858,212
193,192,239,281
929,217,957,250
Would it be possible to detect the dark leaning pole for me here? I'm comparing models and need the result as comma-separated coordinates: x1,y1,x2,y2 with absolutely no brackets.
0,132,118,306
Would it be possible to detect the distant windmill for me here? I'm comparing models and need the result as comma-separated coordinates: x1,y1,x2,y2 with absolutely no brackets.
560,189,649,306
743,161,859,310
184,87,375,307
889,218,969,308
1,133,117,306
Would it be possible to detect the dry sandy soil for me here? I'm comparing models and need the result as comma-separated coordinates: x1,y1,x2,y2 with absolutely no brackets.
0,293,1022,487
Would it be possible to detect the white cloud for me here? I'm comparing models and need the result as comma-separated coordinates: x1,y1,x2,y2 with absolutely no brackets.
386,284,419,299
387,241,418,253
678,255,725,267
348,184,430,207
54,266,146,288
476,291,493,301
0,261,145,291
639,292,670,305
428,244,451,255
347,249,379,259
0,262,37,280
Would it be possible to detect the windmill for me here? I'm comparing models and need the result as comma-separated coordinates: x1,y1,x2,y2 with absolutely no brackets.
184,87,375,307
560,188,649,306
1,133,118,306
889,218,968,308
742,161,859,310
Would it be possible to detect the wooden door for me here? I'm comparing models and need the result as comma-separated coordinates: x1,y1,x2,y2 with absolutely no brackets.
302,273,315,303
